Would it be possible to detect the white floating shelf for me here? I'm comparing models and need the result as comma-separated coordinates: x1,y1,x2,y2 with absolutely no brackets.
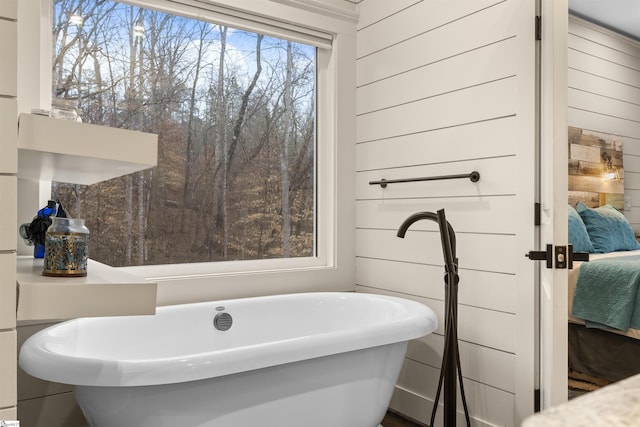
17,257,157,321
18,113,157,185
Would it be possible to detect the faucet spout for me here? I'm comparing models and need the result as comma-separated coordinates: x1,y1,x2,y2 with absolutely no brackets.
396,211,439,238
396,210,457,265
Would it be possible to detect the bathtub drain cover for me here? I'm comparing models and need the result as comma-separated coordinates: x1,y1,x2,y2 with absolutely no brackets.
214,312,233,331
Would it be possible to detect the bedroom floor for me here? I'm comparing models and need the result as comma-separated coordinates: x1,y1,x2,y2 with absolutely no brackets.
568,370,608,400
569,385,591,400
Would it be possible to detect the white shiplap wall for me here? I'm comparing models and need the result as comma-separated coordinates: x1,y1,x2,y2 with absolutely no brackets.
355,1,537,426
0,0,18,422
568,17,640,231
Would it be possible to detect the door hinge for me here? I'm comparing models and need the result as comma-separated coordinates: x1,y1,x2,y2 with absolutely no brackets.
534,388,541,412
526,244,589,269
535,15,542,41
534,202,541,226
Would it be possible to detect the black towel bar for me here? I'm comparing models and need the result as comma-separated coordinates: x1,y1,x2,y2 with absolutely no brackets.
369,171,480,188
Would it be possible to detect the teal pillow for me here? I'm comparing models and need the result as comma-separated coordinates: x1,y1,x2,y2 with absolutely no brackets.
568,205,595,253
576,202,640,253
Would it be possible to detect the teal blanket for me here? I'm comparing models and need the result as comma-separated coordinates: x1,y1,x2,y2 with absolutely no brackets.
572,255,640,331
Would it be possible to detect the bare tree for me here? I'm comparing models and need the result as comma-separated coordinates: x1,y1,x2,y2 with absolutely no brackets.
52,0,315,266
280,41,293,257
181,22,211,231
215,26,228,258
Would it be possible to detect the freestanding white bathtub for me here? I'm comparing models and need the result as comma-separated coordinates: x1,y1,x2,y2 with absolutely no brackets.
19,292,437,427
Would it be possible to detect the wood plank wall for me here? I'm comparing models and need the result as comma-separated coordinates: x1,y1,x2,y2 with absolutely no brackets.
0,0,18,422
568,17,640,232
355,1,536,425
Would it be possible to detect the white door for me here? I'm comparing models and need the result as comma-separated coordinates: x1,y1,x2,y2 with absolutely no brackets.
538,0,570,410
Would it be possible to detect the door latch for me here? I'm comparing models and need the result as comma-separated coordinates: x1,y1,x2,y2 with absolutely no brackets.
526,244,553,269
526,244,589,269
567,245,590,269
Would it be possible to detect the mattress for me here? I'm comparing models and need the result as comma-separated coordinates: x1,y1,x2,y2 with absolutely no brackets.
568,249,640,341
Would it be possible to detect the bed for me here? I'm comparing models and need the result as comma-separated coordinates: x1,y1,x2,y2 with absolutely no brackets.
567,203,640,384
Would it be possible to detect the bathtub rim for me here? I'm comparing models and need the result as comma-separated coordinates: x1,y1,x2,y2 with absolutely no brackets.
19,291,437,387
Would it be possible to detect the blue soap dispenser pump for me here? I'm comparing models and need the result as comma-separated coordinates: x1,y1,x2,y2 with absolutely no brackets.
33,201,57,258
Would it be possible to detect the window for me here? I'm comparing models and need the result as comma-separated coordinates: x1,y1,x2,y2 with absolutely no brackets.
51,0,317,267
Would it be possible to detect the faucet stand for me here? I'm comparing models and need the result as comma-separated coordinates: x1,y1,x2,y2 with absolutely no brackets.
397,209,471,427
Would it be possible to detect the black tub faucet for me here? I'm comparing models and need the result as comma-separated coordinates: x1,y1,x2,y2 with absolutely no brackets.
396,209,470,427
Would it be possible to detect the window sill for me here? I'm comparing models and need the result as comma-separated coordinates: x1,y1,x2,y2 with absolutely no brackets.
16,256,157,321
118,257,352,307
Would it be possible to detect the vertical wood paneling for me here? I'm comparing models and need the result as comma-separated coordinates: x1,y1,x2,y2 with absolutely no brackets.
17,323,74,402
356,116,519,171
17,392,88,427
17,322,88,426
357,77,517,143
406,332,516,393
0,407,17,421
394,358,516,427
1,0,17,419
0,0,17,19
357,1,517,86
357,195,519,235
568,16,640,232
358,286,516,353
357,0,502,59
0,177,17,252
0,20,17,97
0,99,17,174
356,0,419,30
356,257,516,313
568,67,640,106
357,229,518,275
569,20,640,59
0,254,16,330
357,38,518,116
0,331,17,409
357,157,518,201
356,0,537,425
569,88,640,123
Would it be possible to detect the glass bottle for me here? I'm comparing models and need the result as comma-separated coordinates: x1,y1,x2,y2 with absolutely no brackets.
50,98,81,122
43,218,90,277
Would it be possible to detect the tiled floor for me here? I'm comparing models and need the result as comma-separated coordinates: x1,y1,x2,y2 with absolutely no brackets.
382,410,425,427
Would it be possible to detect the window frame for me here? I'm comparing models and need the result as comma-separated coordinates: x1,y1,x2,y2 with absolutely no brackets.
19,0,357,304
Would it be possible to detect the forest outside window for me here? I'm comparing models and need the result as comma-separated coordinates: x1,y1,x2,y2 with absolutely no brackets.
51,0,318,268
